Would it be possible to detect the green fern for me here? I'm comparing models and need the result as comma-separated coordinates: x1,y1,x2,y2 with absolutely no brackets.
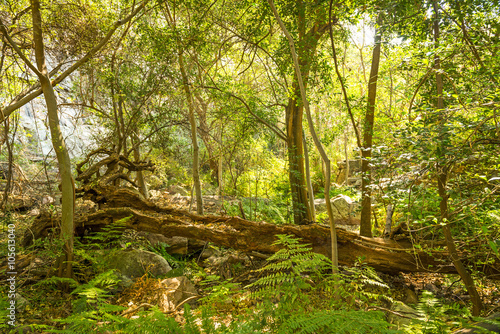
247,234,331,300
278,309,398,334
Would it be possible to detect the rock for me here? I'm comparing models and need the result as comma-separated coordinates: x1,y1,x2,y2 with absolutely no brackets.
454,313,500,333
168,185,189,196
199,247,221,260
404,288,418,305
388,301,422,327
28,208,40,217
112,273,134,293
41,195,54,205
106,249,172,279
314,194,361,224
138,232,188,255
336,159,362,183
16,293,29,313
156,276,198,312
148,190,162,199
424,283,439,295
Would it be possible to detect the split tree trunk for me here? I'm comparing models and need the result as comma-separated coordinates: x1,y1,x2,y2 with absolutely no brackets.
281,1,328,226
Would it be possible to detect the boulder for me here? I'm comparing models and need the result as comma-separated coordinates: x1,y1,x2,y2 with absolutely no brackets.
156,276,198,312
138,232,188,255
106,249,172,279
168,185,189,196
314,194,361,224
388,301,423,327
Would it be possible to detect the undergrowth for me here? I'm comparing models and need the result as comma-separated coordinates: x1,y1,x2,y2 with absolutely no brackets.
0,228,480,333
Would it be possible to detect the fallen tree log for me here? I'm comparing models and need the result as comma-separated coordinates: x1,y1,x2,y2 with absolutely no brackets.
23,189,499,276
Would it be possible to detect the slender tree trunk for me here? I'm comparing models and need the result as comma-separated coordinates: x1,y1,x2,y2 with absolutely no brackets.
432,1,483,316
178,52,203,214
303,130,315,221
163,3,203,214
31,0,74,279
359,15,382,238
132,134,149,199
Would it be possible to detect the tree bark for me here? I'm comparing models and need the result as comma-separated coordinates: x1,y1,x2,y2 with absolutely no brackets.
359,15,382,238
432,1,483,316
287,87,311,225
303,130,315,221
31,0,75,279
132,134,149,199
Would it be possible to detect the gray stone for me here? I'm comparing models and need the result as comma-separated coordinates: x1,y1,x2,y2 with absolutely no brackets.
138,232,188,255
156,276,198,312
106,249,172,279
168,185,189,196
16,293,29,313
388,301,423,327
404,288,419,305
314,194,361,224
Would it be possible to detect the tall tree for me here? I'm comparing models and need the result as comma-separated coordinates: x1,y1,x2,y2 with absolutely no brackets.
164,1,203,214
268,0,338,273
276,1,330,225
359,14,383,238
431,1,483,316
33,0,74,278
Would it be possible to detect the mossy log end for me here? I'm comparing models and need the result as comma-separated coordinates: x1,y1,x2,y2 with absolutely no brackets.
23,189,499,276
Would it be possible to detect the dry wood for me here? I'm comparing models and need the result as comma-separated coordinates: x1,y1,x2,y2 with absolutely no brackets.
22,188,499,276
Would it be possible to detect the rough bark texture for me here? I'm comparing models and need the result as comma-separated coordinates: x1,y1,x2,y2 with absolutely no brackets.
287,90,311,225
23,188,499,277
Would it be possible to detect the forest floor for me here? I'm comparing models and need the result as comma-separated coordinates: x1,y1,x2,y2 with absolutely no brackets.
0,183,499,332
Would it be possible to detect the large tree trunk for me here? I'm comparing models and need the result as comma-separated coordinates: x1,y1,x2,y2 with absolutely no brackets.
359,15,382,238
132,134,149,199
432,1,483,316
303,131,315,222
286,96,311,225
31,0,75,279
23,188,499,276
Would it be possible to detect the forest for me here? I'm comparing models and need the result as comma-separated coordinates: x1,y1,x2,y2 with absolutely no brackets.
0,0,499,333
